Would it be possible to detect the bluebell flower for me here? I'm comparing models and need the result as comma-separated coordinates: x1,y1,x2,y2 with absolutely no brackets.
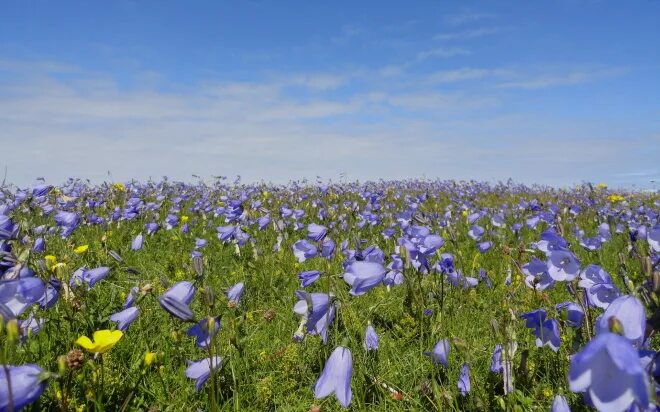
647,225,659,253
0,276,46,317
32,237,45,253
38,277,61,309
547,250,580,281
0,364,48,411
314,346,353,408
226,282,245,306
579,264,613,289
569,333,649,411
458,363,471,396
145,223,159,235
477,241,493,253
320,238,335,259
364,324,379,351
551,395,570,412
468,225,485,241
123,286,139,309
109,306,140,331
187,317,220,348
69,267,111,289
556,301,585,328
298,270,321,288
490,344,503,373
342,261,386,296
293,239,318,262
131,234,143,251
425,339,450,367
293,291,335,343
159,281,196,321
522,257,554,290
307,223,328,242
185,356,223,391
520,309,561,351
587,283,621,309
595,295,646,347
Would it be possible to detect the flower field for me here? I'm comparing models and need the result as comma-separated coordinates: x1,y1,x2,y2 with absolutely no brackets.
1,178,658,411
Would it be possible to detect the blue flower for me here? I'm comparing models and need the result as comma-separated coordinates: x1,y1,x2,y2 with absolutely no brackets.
131,234,143,251
293,239,318,262
187,317,220,348
569,333,649,412
342,261,386,296
307,223,328,242
595,295,646,347
547,250,580,281
185,356,223,391
314,346,353,408
364,324,379,351
425,339,450,367
109,307,140,331
551,395,570,412
556,301,585,328
457,363,471,396
490,344,503,373
0,364,48,411
298,270,321,288
159,281,196,321
226,282,245,306
0,276,46,318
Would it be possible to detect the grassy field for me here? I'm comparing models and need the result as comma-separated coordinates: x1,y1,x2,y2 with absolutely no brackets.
1,179,658,411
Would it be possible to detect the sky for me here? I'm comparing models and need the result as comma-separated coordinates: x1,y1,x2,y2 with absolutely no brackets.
1,0,659,189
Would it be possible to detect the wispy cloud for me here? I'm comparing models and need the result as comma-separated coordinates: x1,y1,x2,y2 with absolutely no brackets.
427,68,512,83
0,59,653,188
497,67,628,89
416,47,471,61
443,11,496,26
433,27,503,41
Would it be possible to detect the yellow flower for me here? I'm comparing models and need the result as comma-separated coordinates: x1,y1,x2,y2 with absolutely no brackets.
75,330,123,354
45,255,58,270
143,352,157,366
608,194,625,203
112,182,126,192
596,183,608,189
180,215,189,223
74,245,89,254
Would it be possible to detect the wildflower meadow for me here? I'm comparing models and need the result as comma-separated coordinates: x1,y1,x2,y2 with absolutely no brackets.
0,178,658,411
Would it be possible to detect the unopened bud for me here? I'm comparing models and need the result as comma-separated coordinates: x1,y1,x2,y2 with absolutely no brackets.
58,355,68,375
6,319,19,343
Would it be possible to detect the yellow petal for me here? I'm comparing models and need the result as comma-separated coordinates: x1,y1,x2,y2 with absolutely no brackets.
75,336,96,351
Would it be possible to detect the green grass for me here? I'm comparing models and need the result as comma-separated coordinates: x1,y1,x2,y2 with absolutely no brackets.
2,182,657,411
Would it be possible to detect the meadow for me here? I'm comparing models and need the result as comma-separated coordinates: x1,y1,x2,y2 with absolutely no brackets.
1,178,658,411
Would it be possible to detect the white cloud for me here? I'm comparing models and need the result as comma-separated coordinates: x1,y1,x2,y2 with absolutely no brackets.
427,68,512,83
497,67,628,89
443,11,496,26
433,27,503,41
0,60,654,189
416,47,471,61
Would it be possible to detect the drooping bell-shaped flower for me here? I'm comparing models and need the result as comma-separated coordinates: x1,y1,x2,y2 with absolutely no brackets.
314,346,353,408
0,364,48,411
569,333,649,412
425,339,450,367
185,356,223,391
158,281,196,321
364,324,379,351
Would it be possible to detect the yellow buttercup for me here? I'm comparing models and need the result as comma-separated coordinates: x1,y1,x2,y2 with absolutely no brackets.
76,330,123,354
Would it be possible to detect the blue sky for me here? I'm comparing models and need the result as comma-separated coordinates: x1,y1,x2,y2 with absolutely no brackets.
1,0,658,188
